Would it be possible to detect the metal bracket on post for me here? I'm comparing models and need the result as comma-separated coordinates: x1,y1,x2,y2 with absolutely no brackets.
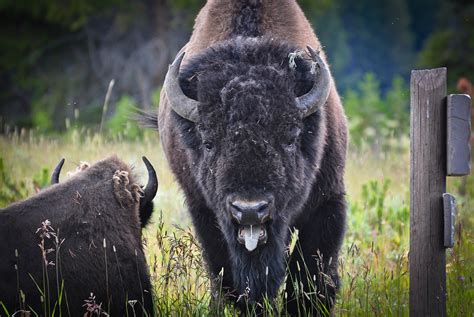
442,193,456,248
447,94,471,176
444,94,471,249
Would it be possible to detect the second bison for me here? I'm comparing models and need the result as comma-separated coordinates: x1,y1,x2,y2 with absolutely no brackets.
0,156,157,316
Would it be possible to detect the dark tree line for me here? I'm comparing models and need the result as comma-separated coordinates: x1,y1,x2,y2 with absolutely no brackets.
0,0,203,130
0,0,471,132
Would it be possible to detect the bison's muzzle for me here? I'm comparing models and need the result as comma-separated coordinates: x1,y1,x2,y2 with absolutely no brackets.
227,195,273,251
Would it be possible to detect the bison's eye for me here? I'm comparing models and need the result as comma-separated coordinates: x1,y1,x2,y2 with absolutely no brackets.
284,129,301,152
203,141,214,152
285,141,296,152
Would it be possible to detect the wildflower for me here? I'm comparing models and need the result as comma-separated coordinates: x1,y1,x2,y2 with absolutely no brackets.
35,220,56,240
83,292,108,316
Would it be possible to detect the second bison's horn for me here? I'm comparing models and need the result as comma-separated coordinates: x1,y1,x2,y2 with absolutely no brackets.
164,51,200,123
296,46,331,117
50,158,65,184
140,156,158,208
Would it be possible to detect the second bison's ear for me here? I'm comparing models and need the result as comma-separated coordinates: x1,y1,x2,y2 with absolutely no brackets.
139,200,154,228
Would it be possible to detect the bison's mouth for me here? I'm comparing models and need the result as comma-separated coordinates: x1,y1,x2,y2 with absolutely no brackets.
237,225,267,251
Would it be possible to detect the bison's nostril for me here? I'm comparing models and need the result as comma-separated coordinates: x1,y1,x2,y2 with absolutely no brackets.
230,207,242,224
230,200,269,211
228,199,271,225
229,201,242,213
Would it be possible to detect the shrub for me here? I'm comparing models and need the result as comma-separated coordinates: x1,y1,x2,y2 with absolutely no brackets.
344,73,409,150
105,95,143,140
0,157,29,207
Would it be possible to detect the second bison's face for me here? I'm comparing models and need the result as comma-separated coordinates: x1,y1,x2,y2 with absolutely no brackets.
167,38,330,252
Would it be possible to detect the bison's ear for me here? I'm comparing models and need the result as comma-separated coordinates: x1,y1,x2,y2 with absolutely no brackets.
139,200,154,228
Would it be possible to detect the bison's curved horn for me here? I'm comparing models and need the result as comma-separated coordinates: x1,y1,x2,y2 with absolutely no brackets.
50,158,65,184
140,156,158,208
164,52,200,122
296,46,331,117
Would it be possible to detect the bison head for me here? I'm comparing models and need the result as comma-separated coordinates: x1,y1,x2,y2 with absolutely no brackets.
50,156,158,227
165,38,331,299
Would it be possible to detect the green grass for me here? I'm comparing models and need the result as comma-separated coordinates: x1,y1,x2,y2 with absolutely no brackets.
0,130,472,316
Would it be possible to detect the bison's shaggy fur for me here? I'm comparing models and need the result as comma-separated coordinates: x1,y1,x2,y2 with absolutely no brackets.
0,156,154,316
159,0,347,314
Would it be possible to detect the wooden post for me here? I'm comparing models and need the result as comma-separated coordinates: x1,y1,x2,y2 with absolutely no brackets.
410,68,447,316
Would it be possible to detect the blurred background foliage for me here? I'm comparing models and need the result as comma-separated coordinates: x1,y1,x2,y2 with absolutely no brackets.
0,0,472,146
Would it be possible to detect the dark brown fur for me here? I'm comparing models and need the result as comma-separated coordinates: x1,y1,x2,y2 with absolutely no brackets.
0,156,154,316
158,1,347,315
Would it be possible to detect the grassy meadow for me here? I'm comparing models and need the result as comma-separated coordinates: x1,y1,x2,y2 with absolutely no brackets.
0,129,473,316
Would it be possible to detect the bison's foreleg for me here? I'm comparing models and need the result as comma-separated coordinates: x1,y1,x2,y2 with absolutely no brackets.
187,202,235,306
285,195,346,316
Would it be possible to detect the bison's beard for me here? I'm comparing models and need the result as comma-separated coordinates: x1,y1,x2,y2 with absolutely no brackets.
225,219,288,306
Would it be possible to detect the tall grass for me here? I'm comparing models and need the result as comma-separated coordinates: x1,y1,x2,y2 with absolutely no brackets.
0,130,472,316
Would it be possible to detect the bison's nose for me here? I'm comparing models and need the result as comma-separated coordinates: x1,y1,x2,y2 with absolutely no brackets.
228,198,272,225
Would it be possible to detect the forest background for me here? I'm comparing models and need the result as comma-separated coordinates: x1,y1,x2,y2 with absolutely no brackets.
0,0,472,144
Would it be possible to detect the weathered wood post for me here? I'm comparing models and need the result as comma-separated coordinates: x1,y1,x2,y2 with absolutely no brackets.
410,67,472,316
410,68,447,316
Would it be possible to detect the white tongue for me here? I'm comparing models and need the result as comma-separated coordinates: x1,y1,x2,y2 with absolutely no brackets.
243,225,262,252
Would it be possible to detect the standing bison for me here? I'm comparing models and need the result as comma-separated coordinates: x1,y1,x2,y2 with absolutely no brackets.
158,0,347,314
0,156,157,316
